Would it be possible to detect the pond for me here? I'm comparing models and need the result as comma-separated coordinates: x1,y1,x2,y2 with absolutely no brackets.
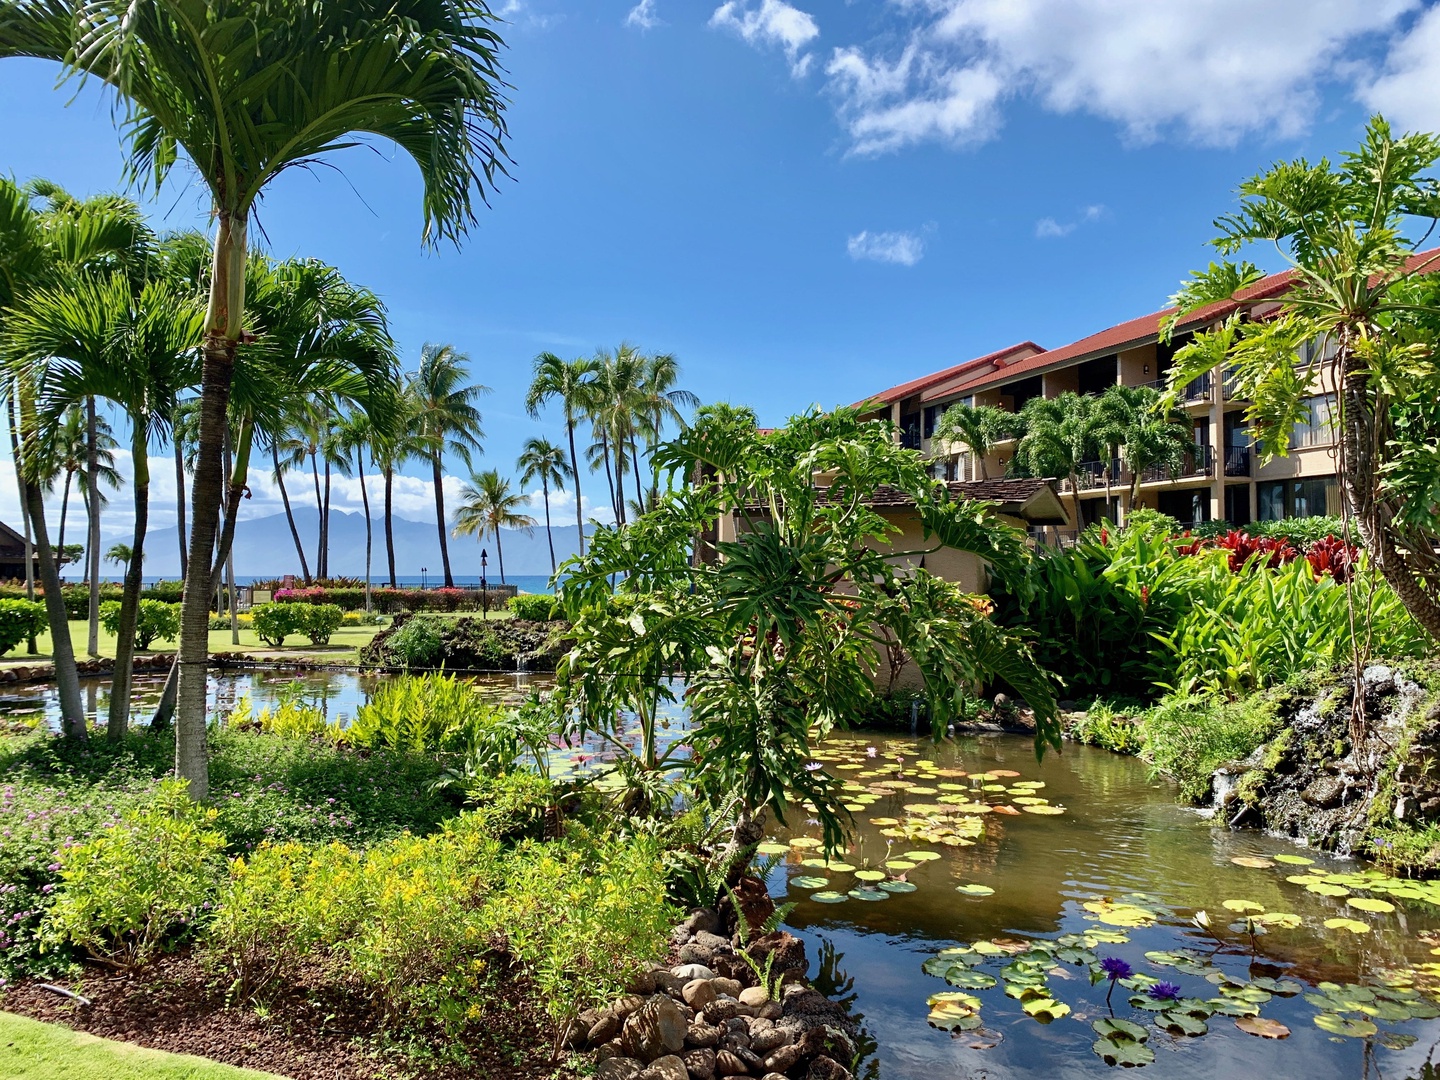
771,732,1440,1079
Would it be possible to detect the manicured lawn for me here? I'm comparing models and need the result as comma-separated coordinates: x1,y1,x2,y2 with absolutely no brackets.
0,621,385,667
0,1012,284,1080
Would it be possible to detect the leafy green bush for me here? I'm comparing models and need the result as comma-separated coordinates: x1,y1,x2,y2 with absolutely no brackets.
0,599,46,656
1069,700,1146,755
387,616,445,668
100,599,180,650
60,584,124,619
348,673,501,754
1139,694,1281,803
46,780,225,968
142,580,185,603
250,602,309,647
508,593,559,621
300,603,343,645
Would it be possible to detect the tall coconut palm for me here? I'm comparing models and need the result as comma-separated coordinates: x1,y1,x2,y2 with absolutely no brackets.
454,469,535,586
517,437,568,575
408,344,489,588
1095,384,1195,515
526,353,596,556
7,271,204,740
631,351,697,512
334,411,378,610
930,403,1021,481
1015,392,1104,527
37,405,119,562
2,0,512,796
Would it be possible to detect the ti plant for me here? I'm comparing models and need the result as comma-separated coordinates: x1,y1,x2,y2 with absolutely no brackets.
553,405,1058,871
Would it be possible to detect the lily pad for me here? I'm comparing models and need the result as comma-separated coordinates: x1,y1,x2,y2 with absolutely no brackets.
854,869,887,882
904,850,942,861
789,837,823,849
1314,1013,1378,1038
879,879,918,894
1273,854,1315,865
956,883,996,897
1236,1016,1290,1039
1230,856,1275,868
791,875,829,889
1020,997,1071,1021
1305,882,1350,898
810,891,848,904
885,860,918,871
1022,804,1066,816
1092,1037,1155,1067
1346,896,1395,913
944,969,998,989
1158,1011,1208,1036
1222,899,1265,913
848,887,888,901
1092,1018,1149,1043
825,861,857,873
867,817,901,826
756,842,791,856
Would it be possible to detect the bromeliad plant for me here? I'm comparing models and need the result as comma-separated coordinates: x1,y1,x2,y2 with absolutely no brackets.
554,406,1058,862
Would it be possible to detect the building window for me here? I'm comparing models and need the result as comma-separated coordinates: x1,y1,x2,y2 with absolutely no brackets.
923,404,943,438
1224,485,1252,526
899,411,922,450
1257,477,1337,520
1289,394,1335,450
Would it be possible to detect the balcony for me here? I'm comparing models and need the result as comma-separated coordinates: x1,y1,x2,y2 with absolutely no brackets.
1139,445,1214,485
1130,374,1212,403
1223,447,1252,477
1222,366,1246,401
1062,459,1121,493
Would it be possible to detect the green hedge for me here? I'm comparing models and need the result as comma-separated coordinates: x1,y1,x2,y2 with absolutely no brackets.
508,593,559,621
99,600,181,650
251,602,346,647
0,599,46,656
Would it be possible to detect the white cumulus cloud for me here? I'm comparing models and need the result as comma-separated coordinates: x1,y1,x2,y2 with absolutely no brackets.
825,0,1419,155
1360,5,1440,132
626,0,661,30
847,229,926,266
710,0,820,78
1035,203,1106,239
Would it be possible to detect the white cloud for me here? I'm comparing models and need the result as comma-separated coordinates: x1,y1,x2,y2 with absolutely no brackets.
1034,203,1106,239
1360,6,1440,132
825,0,1419,154
710,0,820,78
626,0,661,30
847,229,926,266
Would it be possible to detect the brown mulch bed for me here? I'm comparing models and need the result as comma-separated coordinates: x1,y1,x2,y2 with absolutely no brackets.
1,953,574,1079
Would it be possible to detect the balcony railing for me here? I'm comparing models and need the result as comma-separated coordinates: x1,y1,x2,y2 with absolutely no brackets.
1223,447,1252,477
1062,459,1122,492
1139,445,1214,484
1130,374,1212,402
1222,366,1246,400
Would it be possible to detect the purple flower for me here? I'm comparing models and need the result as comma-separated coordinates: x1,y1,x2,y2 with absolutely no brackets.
803,762,824,772
1148,982,1182,1002
1099,956,1132,981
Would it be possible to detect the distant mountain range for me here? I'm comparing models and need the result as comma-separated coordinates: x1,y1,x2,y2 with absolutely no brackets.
137,508,592,581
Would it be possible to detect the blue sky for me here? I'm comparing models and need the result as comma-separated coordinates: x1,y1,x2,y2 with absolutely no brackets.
2,0,1439,544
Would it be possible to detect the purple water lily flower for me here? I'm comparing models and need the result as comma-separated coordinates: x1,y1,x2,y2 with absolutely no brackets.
803,762,824,772
1099,956,1132,981
1148,982,1183,1002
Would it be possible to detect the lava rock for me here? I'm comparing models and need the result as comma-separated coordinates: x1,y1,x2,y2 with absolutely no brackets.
640,1055,689,1080
683,980,718,1011
621,995,689,1062
806,1055,852,1080
598,1057,644,1080
682,1047,717,1080
1304,775,1346,809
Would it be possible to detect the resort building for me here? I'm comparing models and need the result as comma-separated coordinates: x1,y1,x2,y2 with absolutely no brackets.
855,258,1440,532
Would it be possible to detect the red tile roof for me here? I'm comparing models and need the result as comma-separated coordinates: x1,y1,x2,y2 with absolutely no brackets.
867,247,1440,405
854,342,1045,409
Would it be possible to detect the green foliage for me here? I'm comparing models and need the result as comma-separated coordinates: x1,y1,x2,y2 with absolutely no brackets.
0,598,46,656
1139,696,1282,803
249,602,308,647
1069,700,1147,755
58,584,123,619
46,780,226,968
508,593,560,621
1188,516,1349,548
347,674,542,770
100,598,180,650
387,615,445,668
1369,821,1440,877
300,603,343,645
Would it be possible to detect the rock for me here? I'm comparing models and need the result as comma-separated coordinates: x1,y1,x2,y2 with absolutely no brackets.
763,1045,803,1073
629,969,659,994
693,931,732,954
747,932,807,976
756,1001,782,1021
640,1055,689,1080
590,1013,622,1046
682,1047,717,1080
806,1056,852,1080
612,994,648,1019
685,1022,721,1049
738,987,770,1008
621,995,689,1062
749,1024,788,1055
719,1028,751,1052
672,908,721,946
715,1050,749,1076
652,970,688,994
598,1057,644,1080
711,977,743,998
674,963,717,982
762,1075,789,1080
683,979,718,1011
704,998,752,1023
1304,775,1346,809
1364,665,1396,695
679,943,716,966
597,1040,626,1062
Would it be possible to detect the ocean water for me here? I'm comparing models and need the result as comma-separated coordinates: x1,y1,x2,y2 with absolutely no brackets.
129,575,557,594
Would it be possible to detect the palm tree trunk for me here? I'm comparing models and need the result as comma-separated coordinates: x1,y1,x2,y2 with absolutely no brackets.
107,433,150,742
174,430,188,580
320,456,331,581
86,397,100,657
613,430,627,527
384,466,397,588
565,418,585,556
9,394,37,655
272,443,312,582
310,451,323,580
24,471,84,738
176,211,248,802
56,470,72,565
433,454,454,588
629,435,643,515
356,451,373,613
495,526,505,585
542,478,556,575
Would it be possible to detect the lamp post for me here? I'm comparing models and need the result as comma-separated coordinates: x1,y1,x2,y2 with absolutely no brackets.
480,549,488,621
420,566,427,591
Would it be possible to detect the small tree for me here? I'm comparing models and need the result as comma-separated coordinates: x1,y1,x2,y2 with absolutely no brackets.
930,403,1021,480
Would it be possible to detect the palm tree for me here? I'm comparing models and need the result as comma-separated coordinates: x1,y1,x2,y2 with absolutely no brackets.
37,406,119,563
632,351,698,511
408,344,489,588
3,0,512,796
526,353,596,556
930,403,1020,481
1015,392,1104,527
1095,386,1196,513
589,346,645,525
334,411,378,610
105,542,136,569
454,469,536,586
8,270,204,739
517,437,568,575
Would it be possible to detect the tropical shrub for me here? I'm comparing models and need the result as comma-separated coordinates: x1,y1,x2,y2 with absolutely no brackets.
250,602,309,647
509,593,559,621
100,599,180,650
0,599,46,656
45,780,225,968
60,583,124,619
386,615,445,668
300,603,344,645
1139,694,1282,803
1069,699,1146,755
347,673,514,756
